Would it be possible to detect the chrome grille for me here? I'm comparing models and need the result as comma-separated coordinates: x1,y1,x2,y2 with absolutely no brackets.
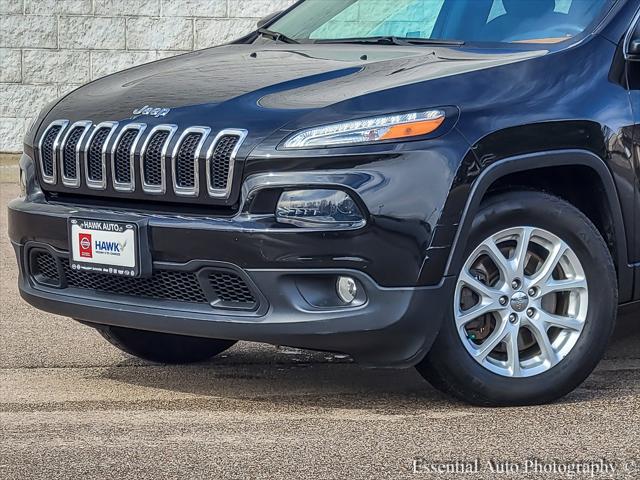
36,120,245,201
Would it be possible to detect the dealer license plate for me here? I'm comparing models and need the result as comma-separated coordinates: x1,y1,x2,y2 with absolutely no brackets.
69,218,139,277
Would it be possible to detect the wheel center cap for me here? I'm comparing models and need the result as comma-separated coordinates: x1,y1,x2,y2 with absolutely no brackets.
510,291,529,312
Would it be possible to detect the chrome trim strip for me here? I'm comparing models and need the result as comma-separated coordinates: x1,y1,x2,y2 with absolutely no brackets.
84,121,119,190
171,126,211,197
59,120,92,188
111,123,147,193
139,124,178,195
206,129,248,199
38,120,69,185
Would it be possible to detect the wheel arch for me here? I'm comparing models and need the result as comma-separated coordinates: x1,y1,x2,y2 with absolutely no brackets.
444,149,633,302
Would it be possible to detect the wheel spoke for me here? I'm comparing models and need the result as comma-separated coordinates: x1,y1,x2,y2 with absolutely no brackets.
456,299,502,328
505,329,521,377
528,241,568,289
458,269,500,301
510,227,532,280
482,238,512,280
525,317,559,367
539,276,587,296
538,311,584,332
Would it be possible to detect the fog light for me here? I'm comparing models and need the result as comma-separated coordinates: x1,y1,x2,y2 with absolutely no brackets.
276,189,365,229
336,276,358,304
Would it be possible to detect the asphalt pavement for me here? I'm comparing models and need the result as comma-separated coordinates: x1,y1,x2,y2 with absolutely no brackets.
1,175,639,480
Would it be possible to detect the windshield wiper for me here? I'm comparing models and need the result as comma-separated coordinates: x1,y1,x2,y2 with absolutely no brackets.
316,36,464,46
257,28,300,44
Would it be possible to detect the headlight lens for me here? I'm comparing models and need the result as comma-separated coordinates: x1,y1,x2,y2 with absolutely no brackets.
282,109,445,149
276,189,366,229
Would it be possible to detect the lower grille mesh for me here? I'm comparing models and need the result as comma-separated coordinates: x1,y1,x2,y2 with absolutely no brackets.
29,250,257,309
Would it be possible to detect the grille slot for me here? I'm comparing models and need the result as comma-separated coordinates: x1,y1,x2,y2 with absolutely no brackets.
87,127,111,184
140,125,177,194
60,127,83,186
176,133,202,188
211,136,238,190
114,130,138,185
28,250,258,310
39,123,66,183
207,129,246,198
144,131,169,186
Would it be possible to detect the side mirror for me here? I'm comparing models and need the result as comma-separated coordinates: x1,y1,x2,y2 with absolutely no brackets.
627,38,640,61
257,11,282,29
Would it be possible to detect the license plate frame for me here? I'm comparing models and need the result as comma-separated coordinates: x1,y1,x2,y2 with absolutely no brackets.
68,216,151,278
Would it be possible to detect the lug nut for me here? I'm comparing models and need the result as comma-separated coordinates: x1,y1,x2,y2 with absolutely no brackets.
509,313,518,324
528,287,537,297
511,279,521,290
499,296,508,306
526,308,535,318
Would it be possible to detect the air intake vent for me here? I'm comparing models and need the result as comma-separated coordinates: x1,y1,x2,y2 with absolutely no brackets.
29,250,259,310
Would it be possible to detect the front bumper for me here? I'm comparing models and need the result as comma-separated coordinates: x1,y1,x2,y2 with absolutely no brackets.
9,202,453,369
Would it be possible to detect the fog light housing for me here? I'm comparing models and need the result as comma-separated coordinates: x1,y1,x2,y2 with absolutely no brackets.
336,276,358,304
276,189,366,229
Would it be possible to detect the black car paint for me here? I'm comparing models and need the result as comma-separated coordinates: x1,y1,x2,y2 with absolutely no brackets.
9,0,640,366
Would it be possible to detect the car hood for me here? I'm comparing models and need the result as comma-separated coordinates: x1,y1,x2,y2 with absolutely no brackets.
42,43,547,141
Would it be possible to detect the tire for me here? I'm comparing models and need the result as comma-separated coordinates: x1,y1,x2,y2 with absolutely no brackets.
94,325,236,364
417,191,617,406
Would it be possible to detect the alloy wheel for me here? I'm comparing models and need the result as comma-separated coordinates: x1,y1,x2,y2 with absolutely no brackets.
454,227,589,378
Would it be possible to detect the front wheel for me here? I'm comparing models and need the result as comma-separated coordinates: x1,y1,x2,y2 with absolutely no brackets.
417,191,617,406
94,325,236,364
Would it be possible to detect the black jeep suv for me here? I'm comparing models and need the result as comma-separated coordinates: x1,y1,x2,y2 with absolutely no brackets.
8,0,640,406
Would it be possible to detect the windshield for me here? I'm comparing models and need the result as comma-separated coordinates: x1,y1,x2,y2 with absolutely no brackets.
268,0,613,45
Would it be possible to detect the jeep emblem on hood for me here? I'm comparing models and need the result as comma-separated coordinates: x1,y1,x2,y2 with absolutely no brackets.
132,105,171,118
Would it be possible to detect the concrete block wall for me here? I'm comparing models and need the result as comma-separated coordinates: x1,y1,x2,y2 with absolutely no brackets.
0,0,296,152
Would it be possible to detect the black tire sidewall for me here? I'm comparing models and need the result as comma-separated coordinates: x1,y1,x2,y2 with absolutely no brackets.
425,191,617,406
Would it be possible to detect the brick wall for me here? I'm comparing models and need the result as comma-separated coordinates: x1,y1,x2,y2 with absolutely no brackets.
0,0,296,152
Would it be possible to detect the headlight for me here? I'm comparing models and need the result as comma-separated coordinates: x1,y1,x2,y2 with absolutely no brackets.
282,109,445,149
276,189,366,229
